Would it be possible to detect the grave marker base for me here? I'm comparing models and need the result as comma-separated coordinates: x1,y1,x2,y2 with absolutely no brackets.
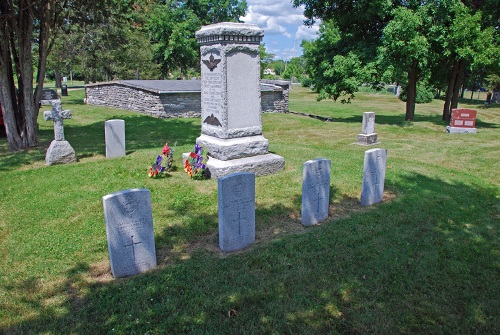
446,126,477,134
45,140,77,166
356,133,379,146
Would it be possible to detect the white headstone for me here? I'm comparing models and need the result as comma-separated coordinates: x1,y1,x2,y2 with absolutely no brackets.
301,159,331,226
105,119,126,158
194,22,284,179
218,172,255,252
103,189,157,278
360,148,387,206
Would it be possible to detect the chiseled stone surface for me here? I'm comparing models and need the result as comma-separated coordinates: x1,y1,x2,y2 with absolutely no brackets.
206,154,285,179
446,126,477,134
102,188,157,278
196,134,268,160
301,158,331,226
45,140,77,166
218,172,255,252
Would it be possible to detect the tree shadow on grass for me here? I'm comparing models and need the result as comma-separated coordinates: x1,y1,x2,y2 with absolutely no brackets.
2,173,499,334
0,115,201,170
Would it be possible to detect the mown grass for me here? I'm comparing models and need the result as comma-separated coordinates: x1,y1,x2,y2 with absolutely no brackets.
0,86,499,334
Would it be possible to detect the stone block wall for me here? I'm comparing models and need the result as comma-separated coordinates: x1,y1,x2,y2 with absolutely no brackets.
86,80,290,118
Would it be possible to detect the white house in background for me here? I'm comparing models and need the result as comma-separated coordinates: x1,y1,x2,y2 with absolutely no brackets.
264,68,275,75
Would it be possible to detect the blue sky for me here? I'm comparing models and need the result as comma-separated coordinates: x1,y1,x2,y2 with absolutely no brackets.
240,0,320,60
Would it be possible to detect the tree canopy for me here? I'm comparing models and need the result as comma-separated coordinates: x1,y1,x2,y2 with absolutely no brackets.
294,0,500,121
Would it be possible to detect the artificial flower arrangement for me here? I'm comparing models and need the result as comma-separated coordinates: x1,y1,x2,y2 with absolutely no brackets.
184,144,208,179
149,141,176,178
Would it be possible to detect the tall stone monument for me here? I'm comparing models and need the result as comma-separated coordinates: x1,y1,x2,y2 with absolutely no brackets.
195,22,285,179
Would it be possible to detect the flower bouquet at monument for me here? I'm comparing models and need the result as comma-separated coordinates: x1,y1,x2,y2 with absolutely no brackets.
149,141,175,178
184,144,208,180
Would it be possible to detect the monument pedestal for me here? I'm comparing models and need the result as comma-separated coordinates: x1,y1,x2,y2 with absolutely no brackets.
356,133,378,146
205,154,285,179
196,134,269,160
46,140,77,166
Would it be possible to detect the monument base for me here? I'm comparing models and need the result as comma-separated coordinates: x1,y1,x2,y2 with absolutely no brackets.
446,126,477,134
205,153,285,179
356,133,379,146
46,140,77,166
196,134,269,161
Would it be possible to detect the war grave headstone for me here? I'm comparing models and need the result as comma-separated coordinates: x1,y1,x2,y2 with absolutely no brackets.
44,100,77,165
356,112,379,145
194,22,285,179
105,119,126,158
446,109,477,134
102,188,157,278
360,148,387,206
218,172,255,252
40,88,59,105
301,158,331,226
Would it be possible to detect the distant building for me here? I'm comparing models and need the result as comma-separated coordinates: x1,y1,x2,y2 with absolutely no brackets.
263,68,275,76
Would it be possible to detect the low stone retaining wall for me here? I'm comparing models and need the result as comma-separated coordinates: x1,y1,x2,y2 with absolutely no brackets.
85,80,290,118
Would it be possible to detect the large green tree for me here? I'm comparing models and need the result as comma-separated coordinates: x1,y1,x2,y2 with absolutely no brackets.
0,0,127,150
147,0,247,78
294,0,499,121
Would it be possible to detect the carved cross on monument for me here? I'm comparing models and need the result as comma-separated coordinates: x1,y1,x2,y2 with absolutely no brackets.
233,212,246,236
124,235,142,263
44,101,72,141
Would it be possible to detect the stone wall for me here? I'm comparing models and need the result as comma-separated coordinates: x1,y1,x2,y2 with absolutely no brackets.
86,80,290,118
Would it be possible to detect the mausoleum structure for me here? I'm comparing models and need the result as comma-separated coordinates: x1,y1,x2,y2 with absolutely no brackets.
85,79,290,118
195,22,285,179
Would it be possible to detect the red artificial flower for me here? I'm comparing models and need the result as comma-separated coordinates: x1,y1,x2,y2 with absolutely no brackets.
162,142,170,155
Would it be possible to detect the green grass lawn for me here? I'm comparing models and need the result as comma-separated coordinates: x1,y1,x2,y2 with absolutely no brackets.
0,87,499,334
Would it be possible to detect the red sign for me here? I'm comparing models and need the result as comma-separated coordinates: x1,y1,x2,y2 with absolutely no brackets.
450,109,477,128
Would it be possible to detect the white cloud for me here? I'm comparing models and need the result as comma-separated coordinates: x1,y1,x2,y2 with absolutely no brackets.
240,0,320,59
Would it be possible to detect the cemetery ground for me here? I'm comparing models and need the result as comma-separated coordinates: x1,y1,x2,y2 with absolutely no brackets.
0,87,499,334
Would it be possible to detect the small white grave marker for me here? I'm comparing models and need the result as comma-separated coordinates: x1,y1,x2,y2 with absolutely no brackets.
218,172,255,252
103,188,157,278
105,119,126,158
301,158,331,226
360,148,387,206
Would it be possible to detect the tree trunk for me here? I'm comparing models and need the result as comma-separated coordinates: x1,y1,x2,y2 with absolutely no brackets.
55,69,62,88
450,59,465,110
405,60,418,121
442,60,459,121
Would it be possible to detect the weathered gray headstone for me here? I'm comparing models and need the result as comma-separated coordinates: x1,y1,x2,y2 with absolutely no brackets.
44,101,76,165
103,188,157,278
218,172,255,252
105,119,126,158
194,22,284,179
40,88,59,105
357,112,378,145
301,158,331,226
360,148,387,206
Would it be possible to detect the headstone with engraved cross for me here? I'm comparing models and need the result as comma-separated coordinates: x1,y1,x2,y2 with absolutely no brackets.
218,172,255,252
43,100,77,165
360,148,387,206
103,188,157,278
301,158,331,226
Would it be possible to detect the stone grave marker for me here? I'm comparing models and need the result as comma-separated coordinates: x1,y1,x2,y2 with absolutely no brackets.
360,148,387,206
44,100,76,165
301,158,331,226
357,112,379,145
218,172,255,252
105,119,126,158
40,88,59,105
102,188,157,278
446,109,477,134
194,22,284,179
